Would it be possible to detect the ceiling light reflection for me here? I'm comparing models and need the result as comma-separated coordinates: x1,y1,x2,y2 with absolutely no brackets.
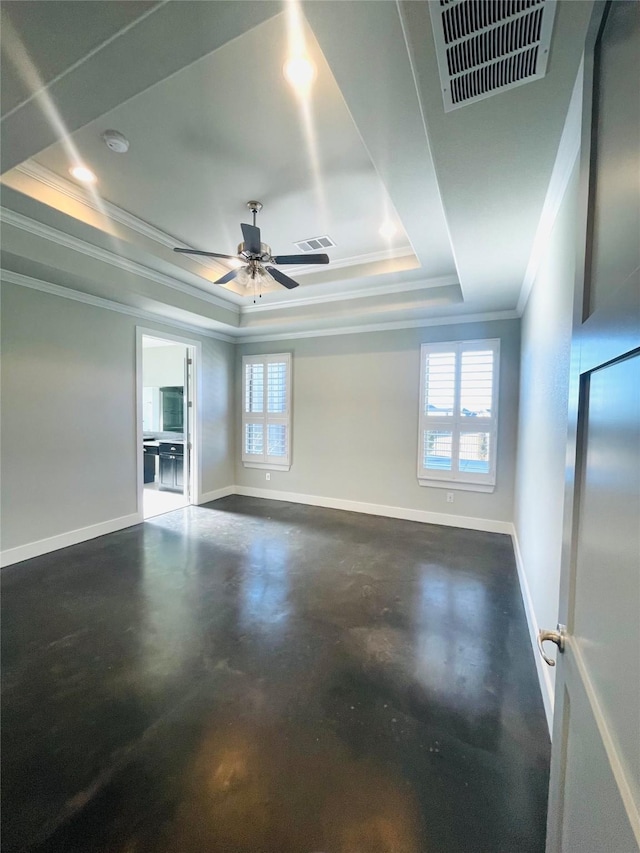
379,219,397,240
283,56,316,93
284,0,327,226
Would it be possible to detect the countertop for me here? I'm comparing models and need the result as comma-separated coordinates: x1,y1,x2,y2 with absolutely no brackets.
143,434,184,447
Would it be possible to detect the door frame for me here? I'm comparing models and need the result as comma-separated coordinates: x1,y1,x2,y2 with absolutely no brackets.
546,2,640,848
135,326,202,516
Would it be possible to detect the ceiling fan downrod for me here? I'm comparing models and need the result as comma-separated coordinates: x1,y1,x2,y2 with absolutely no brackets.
247,200,263,229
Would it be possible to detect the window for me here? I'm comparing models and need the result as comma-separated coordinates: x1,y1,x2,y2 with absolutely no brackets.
418,339,499,491
242,353,291,470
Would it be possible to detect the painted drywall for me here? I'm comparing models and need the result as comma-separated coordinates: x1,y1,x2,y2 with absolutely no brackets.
0,282,235,554
236,319,520,523
142,342,186,388
513,160,580,704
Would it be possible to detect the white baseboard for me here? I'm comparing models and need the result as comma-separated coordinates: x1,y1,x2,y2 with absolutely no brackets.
510,524,554,735
232,485,512,534
197,486,236,504
0,512,143,568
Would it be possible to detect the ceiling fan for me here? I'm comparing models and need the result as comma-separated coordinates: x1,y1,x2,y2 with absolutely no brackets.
173,200,330,291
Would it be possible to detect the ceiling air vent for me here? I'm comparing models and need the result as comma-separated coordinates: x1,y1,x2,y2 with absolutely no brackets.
429,0,556,112
294,235,335,253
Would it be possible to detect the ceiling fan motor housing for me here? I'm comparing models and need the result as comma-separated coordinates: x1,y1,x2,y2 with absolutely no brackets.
238,241,272,261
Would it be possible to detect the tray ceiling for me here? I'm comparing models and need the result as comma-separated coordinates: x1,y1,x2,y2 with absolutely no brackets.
0,1,592,339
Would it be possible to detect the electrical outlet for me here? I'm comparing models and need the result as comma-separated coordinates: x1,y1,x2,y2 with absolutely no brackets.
446,492,454,503
266,473,271,481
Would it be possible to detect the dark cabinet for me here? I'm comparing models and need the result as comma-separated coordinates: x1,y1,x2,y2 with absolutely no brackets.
158,442,184,492
143,445,157,484
161,387,183,432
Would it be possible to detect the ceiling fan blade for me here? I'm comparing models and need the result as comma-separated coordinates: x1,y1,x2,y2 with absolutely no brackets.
174,248,239,260
241,223,261,254
215,268,242,285
265,266,299,290
272,253,329,265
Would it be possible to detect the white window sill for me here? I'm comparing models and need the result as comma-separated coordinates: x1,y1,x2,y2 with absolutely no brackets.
243,462,291,472
418,478,495,493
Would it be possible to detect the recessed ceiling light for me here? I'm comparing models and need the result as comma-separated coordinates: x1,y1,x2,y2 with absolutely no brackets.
379,220,397,240
283,56,316,92
69,165,97,184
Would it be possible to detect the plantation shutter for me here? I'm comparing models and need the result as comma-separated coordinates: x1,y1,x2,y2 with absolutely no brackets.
418,340,499,489
242,353,291,468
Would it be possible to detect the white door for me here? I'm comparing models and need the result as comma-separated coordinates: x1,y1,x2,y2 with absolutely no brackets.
543,3,640,851
183,348,193,503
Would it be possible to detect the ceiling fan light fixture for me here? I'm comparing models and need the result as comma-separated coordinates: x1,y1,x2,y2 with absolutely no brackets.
234,264,271,289
69,165,97,184
283,56,316,93
233,267,252,288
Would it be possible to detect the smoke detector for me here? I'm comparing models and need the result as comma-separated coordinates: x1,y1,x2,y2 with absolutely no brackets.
102,129,130,153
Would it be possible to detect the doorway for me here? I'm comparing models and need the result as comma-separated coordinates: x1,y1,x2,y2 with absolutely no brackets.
137,330,198,520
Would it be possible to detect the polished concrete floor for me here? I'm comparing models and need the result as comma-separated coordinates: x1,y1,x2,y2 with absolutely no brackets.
2,496,550,853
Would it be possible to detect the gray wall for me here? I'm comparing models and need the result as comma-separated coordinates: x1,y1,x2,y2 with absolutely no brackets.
1,285,522,554
237,319,520,523
0,282,235,552
513,161,580,696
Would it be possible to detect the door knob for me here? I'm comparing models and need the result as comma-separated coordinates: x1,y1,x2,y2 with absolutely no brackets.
537,624,566,666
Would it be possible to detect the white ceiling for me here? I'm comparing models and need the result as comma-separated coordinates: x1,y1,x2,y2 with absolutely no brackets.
0,1,592,340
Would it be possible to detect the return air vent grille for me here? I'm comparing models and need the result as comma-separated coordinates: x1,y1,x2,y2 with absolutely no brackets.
430,0,556,111
294,235,335,253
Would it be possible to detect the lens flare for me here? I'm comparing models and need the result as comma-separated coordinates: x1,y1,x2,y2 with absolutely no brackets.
1,14,124,254
379,219,397,240
284,0,327,229
283,56,316,93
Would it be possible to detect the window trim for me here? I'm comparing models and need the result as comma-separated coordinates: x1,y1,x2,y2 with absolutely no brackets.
417,339,499,491
242,352,292,470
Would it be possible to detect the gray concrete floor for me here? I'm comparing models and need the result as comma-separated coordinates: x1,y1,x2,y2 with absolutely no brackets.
1,496,550,852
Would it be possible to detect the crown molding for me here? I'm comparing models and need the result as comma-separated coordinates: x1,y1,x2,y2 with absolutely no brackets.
15,160,225,275
236,309,520,344
278,244,415,277
0,206,241,316
0,269,236,343
1,180,458,318
517,63,583,315
3,267,519,344
14,160,417,295
241,273,459,313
